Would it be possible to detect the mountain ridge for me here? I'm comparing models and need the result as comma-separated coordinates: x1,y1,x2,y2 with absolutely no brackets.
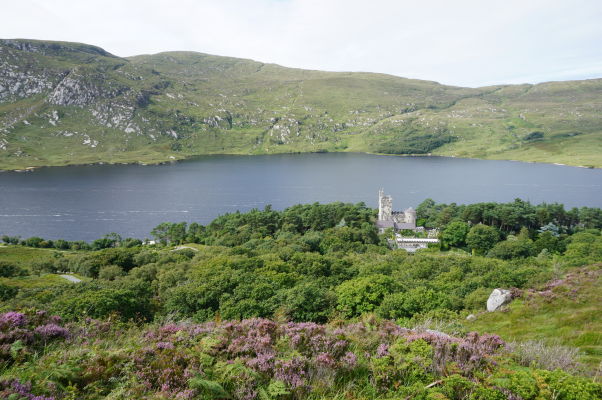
1,38,601,170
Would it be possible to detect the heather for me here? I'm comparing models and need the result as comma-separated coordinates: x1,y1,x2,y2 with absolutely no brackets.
0,310,68,365
0,315,599,399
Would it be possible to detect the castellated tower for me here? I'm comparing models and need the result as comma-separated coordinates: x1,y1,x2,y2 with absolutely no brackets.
405,207,417,227
378,189,393,221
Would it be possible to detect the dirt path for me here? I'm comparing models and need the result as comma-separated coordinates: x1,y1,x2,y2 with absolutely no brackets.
60,274,82,283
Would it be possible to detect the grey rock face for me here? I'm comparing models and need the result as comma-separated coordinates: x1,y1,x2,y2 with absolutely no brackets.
486,288,513,312
0,62,58,102
48,71,127,107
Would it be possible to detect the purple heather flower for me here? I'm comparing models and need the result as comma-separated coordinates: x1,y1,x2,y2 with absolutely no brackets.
275,357,307,389
34,324,69,340
156,341,175,350
246,351,275,372
160,324,183,334
315,352,336,367
376,343,389,357
0,312,27,328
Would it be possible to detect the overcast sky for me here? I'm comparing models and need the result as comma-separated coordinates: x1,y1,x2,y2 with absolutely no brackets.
3,0,602,87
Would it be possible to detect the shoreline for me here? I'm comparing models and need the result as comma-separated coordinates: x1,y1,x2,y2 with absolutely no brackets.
0,150,599,172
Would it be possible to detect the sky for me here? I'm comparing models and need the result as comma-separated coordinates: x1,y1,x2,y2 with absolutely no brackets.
2,0,602,87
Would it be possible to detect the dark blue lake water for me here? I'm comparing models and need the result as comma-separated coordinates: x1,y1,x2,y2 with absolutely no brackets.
0,153,601,241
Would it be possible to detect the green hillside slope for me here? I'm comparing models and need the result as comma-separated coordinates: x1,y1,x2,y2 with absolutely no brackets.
1,38,601,169
464,265,602,373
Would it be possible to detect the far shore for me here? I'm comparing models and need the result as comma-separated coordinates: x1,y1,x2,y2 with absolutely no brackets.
0,150,599,172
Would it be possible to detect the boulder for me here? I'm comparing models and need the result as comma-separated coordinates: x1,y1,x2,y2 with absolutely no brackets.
487,288,513,312
466,314,477,321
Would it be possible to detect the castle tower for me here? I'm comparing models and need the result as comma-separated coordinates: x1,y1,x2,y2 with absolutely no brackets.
378,189,393,221
405,207,417,227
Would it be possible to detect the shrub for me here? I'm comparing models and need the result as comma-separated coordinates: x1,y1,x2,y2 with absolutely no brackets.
281,282,335,323
0,261,26,277
488,238,536,259
0,283,18,301
51,281,153,321
98,265,125,281
378,287,452,320
30,259,58,275
463,287,492,311
335,274,397,318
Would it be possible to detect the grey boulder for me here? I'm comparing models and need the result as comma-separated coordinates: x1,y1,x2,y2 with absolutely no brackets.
486,288,513,312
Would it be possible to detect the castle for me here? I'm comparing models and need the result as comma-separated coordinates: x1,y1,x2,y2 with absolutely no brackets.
376,189,417,232
376,189,440,252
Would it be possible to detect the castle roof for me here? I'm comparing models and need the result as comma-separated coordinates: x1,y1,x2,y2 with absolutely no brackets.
376,220,416,230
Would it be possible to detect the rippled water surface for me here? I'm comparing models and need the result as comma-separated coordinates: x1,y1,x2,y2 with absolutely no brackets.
1,153,601,241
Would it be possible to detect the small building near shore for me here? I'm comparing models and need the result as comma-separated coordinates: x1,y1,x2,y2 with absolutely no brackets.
395,236,439,252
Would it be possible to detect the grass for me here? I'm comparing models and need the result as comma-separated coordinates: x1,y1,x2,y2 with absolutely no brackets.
463,264,602,373
0,273,87,289
1,39,601,170
0,246,62,268
0,245,88,289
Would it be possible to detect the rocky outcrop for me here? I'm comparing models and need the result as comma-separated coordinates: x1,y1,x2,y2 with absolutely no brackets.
268,117,300,144
486,289,513,312
48,69,128,107
0,45,61,102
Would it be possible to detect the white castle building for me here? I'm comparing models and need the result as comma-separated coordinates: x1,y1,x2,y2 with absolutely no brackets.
375,189,439,252
375,189,417,232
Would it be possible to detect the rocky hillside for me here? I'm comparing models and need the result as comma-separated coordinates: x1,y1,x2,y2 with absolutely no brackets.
1,38,601,169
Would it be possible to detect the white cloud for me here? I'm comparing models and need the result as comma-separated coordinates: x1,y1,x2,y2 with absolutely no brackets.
2,0,601,87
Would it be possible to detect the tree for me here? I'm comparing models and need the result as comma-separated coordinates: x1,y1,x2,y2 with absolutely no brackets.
466,224,500,255
378,287,451,319
151,222,187,245
416,198,438,228
30,259,58,275
22,237,45,248
534,231,564,254
281,281,335,323
487,238,535,260
440,221,470,249
335,275,397,318
1,235,20,245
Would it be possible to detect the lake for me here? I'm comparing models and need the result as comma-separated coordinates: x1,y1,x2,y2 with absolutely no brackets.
1,153,601,241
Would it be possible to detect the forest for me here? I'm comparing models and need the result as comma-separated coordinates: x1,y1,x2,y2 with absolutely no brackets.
0,200,601,399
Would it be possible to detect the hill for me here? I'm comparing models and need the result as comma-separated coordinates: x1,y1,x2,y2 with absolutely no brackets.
1,38,601,169
464,265,602,373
